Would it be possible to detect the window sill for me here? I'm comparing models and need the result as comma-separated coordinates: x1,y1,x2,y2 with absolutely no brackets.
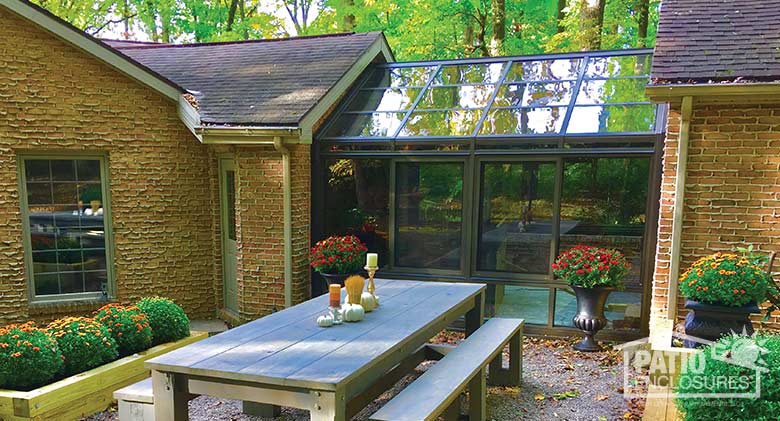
28,297,114,316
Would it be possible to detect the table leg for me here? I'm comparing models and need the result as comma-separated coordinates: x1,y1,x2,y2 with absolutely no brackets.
242,401,281,417
465,290,485,337
310,390,346,421
152,370,189,421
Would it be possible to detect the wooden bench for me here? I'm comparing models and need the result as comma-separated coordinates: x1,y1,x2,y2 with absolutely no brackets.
114,378,278,421
370,317,524,421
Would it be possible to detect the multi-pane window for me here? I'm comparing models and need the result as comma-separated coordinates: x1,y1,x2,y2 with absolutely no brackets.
21,157,110,299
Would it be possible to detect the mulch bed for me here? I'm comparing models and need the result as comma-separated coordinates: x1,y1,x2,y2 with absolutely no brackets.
86,333,645,421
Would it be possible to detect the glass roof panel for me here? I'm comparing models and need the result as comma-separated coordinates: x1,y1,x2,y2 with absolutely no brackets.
324,112,406,138
364,66,436,88
318,50,660,141
575,78,649,105
416,85,496,110
432,63,505,85
398,110,482,137
566,104,656,133
504,59,582,82
346,88,422,112
493,82,574,107
479,107,567,135
584,54,652,78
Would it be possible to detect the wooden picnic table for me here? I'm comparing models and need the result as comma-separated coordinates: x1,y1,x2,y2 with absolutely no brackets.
146,279,486,421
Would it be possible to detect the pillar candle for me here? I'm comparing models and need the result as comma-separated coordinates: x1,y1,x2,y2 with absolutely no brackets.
366,253,378,267
329,284,341,308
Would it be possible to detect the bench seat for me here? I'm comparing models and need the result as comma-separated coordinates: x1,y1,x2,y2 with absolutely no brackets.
370,317,524,421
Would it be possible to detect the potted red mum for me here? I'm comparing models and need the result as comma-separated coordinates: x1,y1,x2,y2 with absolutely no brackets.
310,235,368,287
679,250,769,347
552,245,631,351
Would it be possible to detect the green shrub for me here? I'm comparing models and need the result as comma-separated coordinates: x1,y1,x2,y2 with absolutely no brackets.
676,334,780,420
94,304,152,357
136,297,190,346
679,252,769,307
0,322,63,390
47,317,118,376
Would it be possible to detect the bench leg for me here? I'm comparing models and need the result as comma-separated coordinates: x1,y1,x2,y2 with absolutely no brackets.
442,396,460,421
242,401,281,417
488,328,523,387
468,367,486,421
465,292,485,337
152,370,189,421
310,390,346,421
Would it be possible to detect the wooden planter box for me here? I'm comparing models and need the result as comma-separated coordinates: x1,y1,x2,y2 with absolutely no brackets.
0,331,207,420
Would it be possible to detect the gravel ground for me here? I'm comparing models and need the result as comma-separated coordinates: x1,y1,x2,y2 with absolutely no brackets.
87,333,645,421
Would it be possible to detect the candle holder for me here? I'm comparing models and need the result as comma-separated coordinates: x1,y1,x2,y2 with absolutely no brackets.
364,264,378,298
329,306,343,325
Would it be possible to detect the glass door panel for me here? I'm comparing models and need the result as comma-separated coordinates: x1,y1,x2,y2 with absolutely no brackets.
394,162,464,270
477,161,556,274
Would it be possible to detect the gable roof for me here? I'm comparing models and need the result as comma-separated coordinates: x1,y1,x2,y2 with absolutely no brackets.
112,32,387,126
651,0,780,84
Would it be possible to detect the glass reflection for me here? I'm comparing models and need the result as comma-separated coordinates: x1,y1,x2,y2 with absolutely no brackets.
325,112,405,137
585,55,652,78
364,66,436,87
479,107,566,135
505,59,582,82
566,104,656,133
575,79,649,105
478,162,556,273
26,159,107,296
399,110,482,137
433,63,505,85
493,82,574,107
395,162,463,269
559,157,649,288
416,85,495,109
554,288,642,331
323,159,390,271
346,88,420,112
488,285,549,324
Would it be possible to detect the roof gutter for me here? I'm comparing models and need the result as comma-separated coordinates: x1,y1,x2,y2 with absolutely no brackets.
646,83,780,102
196,126,302,144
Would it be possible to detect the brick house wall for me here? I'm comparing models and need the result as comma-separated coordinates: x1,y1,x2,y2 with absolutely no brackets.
234,145,310,320
651,102,780,330
0,8,218,323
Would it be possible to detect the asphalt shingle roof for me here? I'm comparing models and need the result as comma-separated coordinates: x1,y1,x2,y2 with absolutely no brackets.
651,0,780,84
110,32,383,125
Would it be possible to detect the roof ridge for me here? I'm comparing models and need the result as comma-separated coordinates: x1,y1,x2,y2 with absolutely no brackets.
113,31,379,50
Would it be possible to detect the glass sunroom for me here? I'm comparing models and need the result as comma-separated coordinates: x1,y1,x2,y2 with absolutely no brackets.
312,49,664,339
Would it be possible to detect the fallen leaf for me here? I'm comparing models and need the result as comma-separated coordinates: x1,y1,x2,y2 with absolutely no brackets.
594,394,609,401
534,393,545,401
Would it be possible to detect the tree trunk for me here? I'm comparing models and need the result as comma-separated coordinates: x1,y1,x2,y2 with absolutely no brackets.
344,0,356,31
637,0,650,47
582,0,606,49
226,0,239,32
557,0,567,33
489,0,505,56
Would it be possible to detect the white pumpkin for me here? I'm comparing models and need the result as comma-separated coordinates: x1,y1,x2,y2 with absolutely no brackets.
360,292,377,312
317,314,334,327
342,303,365,322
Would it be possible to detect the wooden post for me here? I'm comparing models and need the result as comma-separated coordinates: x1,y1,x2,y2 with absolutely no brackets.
151,370,189,421
468,367,486,421
310,390,346,421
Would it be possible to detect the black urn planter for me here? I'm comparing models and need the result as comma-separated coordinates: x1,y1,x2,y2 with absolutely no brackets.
683,300,759,348
318,271,367,288
571,286,613,352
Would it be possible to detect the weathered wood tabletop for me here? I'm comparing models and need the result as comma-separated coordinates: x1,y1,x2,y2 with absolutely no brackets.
146,279,486,421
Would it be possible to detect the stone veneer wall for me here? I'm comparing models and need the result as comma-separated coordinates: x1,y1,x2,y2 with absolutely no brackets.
651,102,780,333
0,7,217,323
